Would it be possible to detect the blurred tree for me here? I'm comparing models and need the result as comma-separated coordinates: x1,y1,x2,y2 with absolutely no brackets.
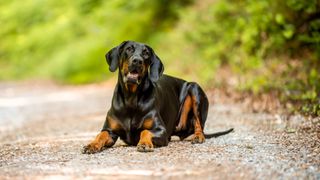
0,0,193,83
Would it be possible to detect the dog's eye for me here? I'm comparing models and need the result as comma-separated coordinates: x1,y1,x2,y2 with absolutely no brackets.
126,46,134,53
142,50,149,59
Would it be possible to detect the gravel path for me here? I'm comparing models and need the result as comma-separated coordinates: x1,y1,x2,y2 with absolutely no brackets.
0,81,319,179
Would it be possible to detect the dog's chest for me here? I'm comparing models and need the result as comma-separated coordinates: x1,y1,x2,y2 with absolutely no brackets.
118,105,146,123
111,111,146,144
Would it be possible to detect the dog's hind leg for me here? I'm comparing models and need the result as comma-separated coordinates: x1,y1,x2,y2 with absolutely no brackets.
187,82,207,143
176,95,192,132
176,82,209,143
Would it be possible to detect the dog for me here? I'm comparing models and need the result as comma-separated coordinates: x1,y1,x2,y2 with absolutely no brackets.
82,41,233,153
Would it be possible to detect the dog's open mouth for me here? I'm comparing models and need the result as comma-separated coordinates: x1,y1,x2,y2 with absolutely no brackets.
126,70,141,84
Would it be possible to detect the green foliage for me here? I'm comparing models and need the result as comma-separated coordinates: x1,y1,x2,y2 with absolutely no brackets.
227,0,320,115
153,0,319,115
0,0,319,115
0,0,192,83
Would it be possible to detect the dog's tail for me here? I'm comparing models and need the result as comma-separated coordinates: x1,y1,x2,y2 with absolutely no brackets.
204,128,234,139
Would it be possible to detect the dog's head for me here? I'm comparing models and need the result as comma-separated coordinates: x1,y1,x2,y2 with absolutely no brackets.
105,41,164,88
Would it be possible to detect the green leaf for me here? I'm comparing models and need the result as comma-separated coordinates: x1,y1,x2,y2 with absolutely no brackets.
275,14,285,24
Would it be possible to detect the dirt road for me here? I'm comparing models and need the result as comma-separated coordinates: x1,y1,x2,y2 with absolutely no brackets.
0,81,319,179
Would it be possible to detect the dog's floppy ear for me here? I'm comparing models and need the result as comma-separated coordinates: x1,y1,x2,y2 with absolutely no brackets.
147,45,164,82
105,41,128,72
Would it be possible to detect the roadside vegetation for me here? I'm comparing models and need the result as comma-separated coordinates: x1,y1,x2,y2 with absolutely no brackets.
0,0,319,116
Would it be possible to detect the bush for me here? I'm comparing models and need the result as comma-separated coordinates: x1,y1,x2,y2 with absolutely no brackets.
153,0,319,115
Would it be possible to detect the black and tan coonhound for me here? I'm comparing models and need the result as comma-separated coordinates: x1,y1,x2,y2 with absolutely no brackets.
82,41,233,153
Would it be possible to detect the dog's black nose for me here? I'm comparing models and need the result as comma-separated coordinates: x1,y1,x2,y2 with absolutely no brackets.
132,58,143,65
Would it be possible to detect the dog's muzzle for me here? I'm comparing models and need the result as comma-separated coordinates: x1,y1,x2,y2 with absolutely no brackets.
124,58,144,84
126,69,140,84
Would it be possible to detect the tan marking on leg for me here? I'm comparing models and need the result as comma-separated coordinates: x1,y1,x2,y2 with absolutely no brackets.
191,117,205,144
137,130,154,152
191,95,205,144
143,118,154,129
82,131,114,154
176,95,192,131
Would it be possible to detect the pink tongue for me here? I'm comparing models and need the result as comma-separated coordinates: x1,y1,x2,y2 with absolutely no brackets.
128,72,139,79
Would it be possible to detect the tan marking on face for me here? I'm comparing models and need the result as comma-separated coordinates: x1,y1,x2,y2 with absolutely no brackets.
121,61,129,75
143,118,154,129
121,61,130,92
121,59,140,93
142,63,148,76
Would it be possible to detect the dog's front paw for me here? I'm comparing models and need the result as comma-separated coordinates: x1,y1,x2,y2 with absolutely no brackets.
137,143,154,152
82,142,103,154
191,133,205,144
137,130,154,152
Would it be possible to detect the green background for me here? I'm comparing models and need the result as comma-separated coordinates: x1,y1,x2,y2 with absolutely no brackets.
0,0,319,115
